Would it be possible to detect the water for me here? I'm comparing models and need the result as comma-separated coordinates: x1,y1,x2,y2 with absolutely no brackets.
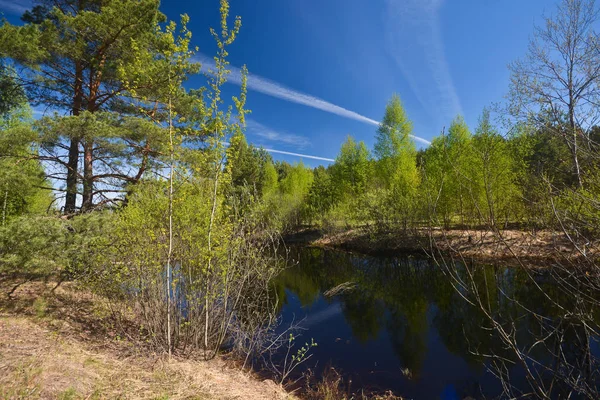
273,246,600,399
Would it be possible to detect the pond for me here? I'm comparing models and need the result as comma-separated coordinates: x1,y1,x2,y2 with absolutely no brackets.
273,246,600,399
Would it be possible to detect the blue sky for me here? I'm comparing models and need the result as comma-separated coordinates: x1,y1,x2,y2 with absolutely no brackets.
1,0,558,166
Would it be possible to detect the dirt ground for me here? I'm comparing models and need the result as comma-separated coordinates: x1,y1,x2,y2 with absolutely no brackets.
0,280,293,400
286,227,599,266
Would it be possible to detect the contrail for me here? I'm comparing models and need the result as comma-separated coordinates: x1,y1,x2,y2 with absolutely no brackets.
262,148,334,162
302,303,343,328
221,141,334,162
196,55,431,145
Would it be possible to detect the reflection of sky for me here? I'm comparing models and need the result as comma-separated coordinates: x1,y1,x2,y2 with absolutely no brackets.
277,247,597,399
279,283,493,398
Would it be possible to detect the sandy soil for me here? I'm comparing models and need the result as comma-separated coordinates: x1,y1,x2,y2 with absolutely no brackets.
0,280,293,400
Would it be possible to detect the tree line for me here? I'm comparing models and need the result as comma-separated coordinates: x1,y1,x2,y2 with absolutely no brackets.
228,99,600,236
220,0,600,237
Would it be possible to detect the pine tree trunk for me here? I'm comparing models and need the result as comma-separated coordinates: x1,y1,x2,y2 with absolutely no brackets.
81,139,94,211
64,140,80,214
65,60,84,214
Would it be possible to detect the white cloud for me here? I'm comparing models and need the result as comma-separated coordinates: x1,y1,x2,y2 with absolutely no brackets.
245,119,311,149
0,0,30,15
195,54,431,145
383,0,462,124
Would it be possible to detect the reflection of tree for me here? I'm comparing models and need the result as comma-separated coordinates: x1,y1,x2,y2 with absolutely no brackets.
280,249,439,375
339,291,385,342
274,264,321,308
436,256,600,398
433,284,499,370
386,301,428,378
368,259,432,376
271,246,358,311
276,246,600,395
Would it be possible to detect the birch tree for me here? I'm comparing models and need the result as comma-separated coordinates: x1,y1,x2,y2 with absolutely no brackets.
508,0,600,188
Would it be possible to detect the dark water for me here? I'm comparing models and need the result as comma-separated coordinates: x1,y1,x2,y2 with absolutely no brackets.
273,246,600,399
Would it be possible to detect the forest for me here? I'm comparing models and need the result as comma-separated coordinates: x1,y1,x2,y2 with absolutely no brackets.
1,0,600,399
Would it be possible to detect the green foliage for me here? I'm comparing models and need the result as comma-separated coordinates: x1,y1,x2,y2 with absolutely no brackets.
0,63,27,117
554,169,600,236
0,210,111,277
470,110,521,226
262,158,279,196
227,132,274,200
276,162,314,229
373,95,419,229
1,4,600,391
374,95,418,191
421,116,474,227
332,135,372,199
0,100,53,223
305,166,336,227
0,0,199,212
0,216,68,276
69,0,284,358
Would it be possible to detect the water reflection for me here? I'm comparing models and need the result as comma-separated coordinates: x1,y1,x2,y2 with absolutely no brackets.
273,247,600,399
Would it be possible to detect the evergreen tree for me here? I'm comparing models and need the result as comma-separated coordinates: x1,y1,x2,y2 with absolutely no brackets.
0,0,197,212
0,68,53,224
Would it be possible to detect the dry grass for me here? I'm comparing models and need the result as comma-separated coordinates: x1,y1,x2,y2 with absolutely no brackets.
0,279,294,400
298,226,598,266
303,368,402,400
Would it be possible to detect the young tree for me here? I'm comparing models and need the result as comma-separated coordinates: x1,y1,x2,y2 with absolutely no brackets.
305,165,335,224
86,1,286,360
421,116,479,227
373,94,419,228
508,0,600,188
331,135,371,201
420,135,450,227
262,158,279,197
471,110,521,227
279,162,314,228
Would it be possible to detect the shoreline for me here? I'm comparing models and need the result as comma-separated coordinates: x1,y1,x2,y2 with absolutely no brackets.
0,277,405,400
283,227,598,267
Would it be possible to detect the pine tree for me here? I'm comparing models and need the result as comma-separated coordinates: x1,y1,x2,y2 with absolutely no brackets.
0,0,197,212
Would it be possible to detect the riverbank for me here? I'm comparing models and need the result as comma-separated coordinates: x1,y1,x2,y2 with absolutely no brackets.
0,278,293,400
284,227,598,266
